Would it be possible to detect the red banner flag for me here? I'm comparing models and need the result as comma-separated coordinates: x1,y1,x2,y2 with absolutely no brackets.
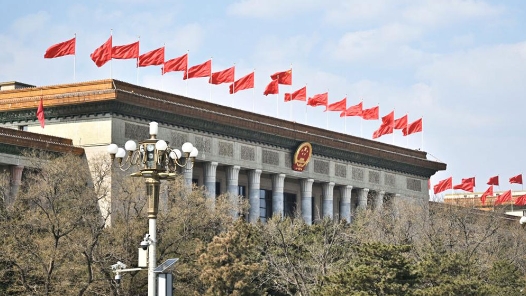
163,53,188,74
210,66,235,84
263,79,279,96
340,101,362,117
44,37,76,58
184,60,212,80
284,86,307,102
307,93,328,107
453,178,474,192
394,114,408,129
326,98,346,112
514,194,526,206
138,47,164,67
402,118,423,136
487,175,499,186
480,186,493,205
112,41,139,59
270,69,292,85
462,177,476,187
90,36,112,67
495,190,512,206
362,106,379,120
433,177,452,194
36,97,45,128
372,124,393,139
381,111,394,126
229,72,254,94
509,174,523,185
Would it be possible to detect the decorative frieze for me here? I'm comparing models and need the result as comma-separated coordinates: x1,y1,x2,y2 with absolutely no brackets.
352,167,364,181
314,160,329,175
385,173,396,187
195,136,211,153
241,145,255,161
369,171,380,184
124,123,148,140
219,141,234,157
170,131,188,148
335,164,347,178
406,178,422,192
262,150,279,166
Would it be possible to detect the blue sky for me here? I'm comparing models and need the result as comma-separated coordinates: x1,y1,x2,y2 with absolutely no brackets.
2,0,526,196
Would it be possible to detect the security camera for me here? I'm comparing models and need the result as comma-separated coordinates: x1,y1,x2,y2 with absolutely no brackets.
140,234,151,250
115,273,121,285
111,261,127,271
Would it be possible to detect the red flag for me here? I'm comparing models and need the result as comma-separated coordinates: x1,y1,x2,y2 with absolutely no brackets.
433,177,452,194
514,194,526,206
36,97,45,128
372,124,393,139
44,37,76,58
480,186,493,205
509,174,523,185
487,175,499,186
307,93,328,107
90,36,112,67
326,98,346,112
402,118,423,136
361,106,379,120
210,66,235,84
394,114,408,129
284,86,307,102
270,69,292,85
381,111,394,126
340,102,362,117
463,177,476,187
453,179,474,192
163,53,188,74
495,190,512,206
263,79,279,96
229,72,254,94
138,47,164,67
184,60,212,80
112,41,139,59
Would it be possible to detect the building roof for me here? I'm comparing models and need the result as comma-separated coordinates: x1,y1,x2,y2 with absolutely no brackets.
0,126,84,156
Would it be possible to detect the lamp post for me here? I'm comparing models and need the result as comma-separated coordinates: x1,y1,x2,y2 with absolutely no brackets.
107,122,198,296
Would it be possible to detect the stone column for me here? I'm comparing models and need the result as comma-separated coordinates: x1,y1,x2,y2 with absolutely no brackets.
322,182,335,220
8,165,24,206
183,161,193,188
203,162,218,207
375,190,385,211
300,178,314,225
248,169,262,223
272,173,286,218
357,188,369,211
339,185,352,223
226,166,240,218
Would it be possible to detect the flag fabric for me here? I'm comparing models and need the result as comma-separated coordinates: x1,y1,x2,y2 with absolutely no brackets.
326,98,346,112
184,60,212,79
340,102,362,117
453,178,474,192
284,86,307,102
270,69,292,85
433,177,452,194
487,175,499,186
138,47,164,67
462,177,476,187
112,41,139,59
381,111,394,126
361,106,379,120
307,93,328,107
44,37,76,58
229,72,254,94
90,36,112,67
372,124,393,139
480,186,493,205
402,118,423,136
263,79,279,96
514,194,526,206
210,66,235,84
162,53,188,74
36,97,45,128
509,174,523,185
394,114,408,129
495,190,512,206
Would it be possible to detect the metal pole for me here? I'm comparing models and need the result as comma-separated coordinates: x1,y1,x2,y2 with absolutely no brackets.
146,177,160,296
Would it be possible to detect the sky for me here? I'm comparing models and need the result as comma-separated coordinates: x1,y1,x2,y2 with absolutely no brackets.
1,0,526,197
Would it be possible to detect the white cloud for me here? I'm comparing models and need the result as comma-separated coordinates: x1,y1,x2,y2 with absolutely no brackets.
252,33,321,63
10,11,50,37
226,0,321,18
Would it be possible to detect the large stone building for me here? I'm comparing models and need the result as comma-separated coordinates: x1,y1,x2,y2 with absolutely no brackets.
0,79,446,224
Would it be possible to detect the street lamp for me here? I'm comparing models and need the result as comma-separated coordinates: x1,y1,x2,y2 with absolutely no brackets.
107,122,198,296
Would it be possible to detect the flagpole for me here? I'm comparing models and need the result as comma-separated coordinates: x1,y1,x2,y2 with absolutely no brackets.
421,116,424,150
231,62,236,108
136,36,140,85
73,33,76,82
252,68,256,112
304,83,308,124
210,56,213,102
185,49,189,96
276,94,279,118
360,99,363,137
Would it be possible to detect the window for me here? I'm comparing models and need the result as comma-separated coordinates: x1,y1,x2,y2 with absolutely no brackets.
284,193,297,218
18,125,28,131
259,189,272,223
215,182,221,197
238,185,246,197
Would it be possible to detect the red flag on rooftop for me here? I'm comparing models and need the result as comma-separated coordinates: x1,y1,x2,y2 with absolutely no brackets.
480,186,493,205
340,101,362,117
270,69,292,85
210,66,235,84
495,190,512,206
381,111,394,126
138,47,164,67
90,36,112,67
326,98,346,112
184,60,212,80
509,174,523,185
402,118,423,136
361,106,379,120
44,37,76,58
284,86,307,102
229,72,254,94
463,177,476,187
487,175,499,186
394,114,408,129
372,124,393,139
514,194,526,206
112,41,139,59
163,53,187,75
433,177,452,194
263,79,279,96
36,97,45,129
453,178,474,192
307,93,328,107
